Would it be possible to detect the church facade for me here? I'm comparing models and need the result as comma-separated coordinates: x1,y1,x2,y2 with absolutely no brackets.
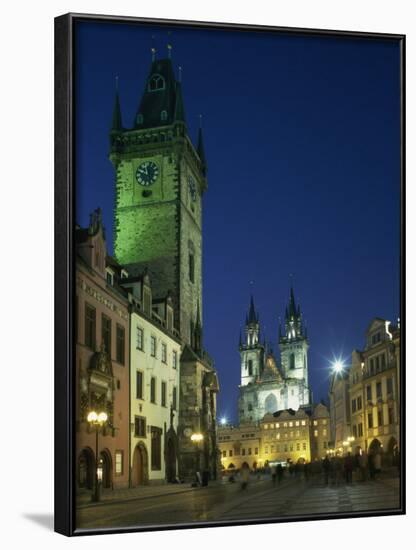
239,289,311,424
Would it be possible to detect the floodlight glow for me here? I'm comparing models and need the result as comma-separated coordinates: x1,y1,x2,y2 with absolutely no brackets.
220,417,227,426
332,360,344,373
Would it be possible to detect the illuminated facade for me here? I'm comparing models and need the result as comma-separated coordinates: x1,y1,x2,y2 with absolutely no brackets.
329,318,400,460
239,289,311,424
218,404,330,471
75,210,130,491
120,271,182,485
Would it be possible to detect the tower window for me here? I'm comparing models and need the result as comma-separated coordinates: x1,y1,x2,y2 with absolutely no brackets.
189,253,195,283
136,113,144,125
148,74,165,92
161,110,167,121
248,360,253,376
289,353,295,370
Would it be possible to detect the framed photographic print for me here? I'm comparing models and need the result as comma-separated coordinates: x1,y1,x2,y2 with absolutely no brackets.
54,12,405,536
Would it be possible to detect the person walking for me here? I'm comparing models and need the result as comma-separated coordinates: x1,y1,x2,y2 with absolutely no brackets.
277,463,284,484
271,464,277,486
241,463,250,490
374,451,382,479
322,455,331,485
368,451,376,480
334,453,343,486
344,452,354,484
358,451,368,481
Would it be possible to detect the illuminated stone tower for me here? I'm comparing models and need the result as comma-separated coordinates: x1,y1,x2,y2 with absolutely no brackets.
110,54,206,345
240,296,264,386
279,287,309,389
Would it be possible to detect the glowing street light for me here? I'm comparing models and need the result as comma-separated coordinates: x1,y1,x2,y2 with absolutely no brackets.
87,410,108,502
332,360,345,374
220,417,227,426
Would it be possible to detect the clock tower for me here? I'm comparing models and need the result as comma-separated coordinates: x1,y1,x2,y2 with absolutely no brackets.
110,54,207,345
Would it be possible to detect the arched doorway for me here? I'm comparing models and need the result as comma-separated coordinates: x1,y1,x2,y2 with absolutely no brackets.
369,438,382,454
78,448,94,489
132,442,148,486
165,437,177,482
100,449,112,489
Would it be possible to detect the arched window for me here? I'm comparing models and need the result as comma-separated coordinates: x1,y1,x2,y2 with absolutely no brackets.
161,110,167,121
265,393,278,414
148,74,165,92
248,360,253,376
289,353,295,369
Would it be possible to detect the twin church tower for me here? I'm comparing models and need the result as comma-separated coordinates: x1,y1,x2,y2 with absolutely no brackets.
239,289,311,423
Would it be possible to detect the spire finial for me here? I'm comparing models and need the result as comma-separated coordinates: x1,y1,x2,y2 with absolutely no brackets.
167,31,173,59
178,66,182,82
115,75,119,92
199,113,203,129
151,34,156,60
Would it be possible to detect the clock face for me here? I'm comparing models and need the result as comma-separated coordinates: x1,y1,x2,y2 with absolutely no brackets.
136,161,159,186
188,176,197,202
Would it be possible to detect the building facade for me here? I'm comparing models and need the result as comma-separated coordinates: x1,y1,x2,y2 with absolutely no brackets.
329,318,400,462
120,271,182,486
218,403,330,472
239,290,311,424
75,210,130,491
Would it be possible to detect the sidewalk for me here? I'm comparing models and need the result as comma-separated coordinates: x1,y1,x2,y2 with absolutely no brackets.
77,480,224,509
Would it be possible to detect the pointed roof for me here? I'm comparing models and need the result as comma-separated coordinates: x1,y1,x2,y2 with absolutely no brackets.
174,81,186,123
134,57,185,129
111,90,123,132
247,295,258,324
197,126,207,173
288,286,297,317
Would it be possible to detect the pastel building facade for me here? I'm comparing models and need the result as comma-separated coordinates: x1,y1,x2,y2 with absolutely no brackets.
75,210,130,491
120,272,182,485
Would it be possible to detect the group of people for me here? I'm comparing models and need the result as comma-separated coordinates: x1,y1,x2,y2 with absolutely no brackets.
322,450,382,485
228,447,395,491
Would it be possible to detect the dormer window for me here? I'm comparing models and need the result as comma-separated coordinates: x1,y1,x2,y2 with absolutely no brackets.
148,74,165,92
105,269,114,286
161,110,167,122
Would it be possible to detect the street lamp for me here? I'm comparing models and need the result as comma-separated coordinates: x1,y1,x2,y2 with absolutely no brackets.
191,432,204,485
220,417,227,426
87,410,108,502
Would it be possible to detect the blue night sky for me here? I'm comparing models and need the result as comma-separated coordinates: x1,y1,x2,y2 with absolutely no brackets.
75,20,401,423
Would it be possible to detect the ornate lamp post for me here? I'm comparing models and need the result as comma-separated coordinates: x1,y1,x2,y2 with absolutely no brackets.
87,410,108,502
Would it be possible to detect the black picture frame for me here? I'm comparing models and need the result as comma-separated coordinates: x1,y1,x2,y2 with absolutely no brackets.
54,12,405,537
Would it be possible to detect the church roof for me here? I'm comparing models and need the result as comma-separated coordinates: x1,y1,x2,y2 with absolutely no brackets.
260,353,282,382
134,58,185,129
246,295,258,325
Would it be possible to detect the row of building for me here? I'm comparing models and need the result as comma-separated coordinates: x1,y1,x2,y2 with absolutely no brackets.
76,211,219,491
